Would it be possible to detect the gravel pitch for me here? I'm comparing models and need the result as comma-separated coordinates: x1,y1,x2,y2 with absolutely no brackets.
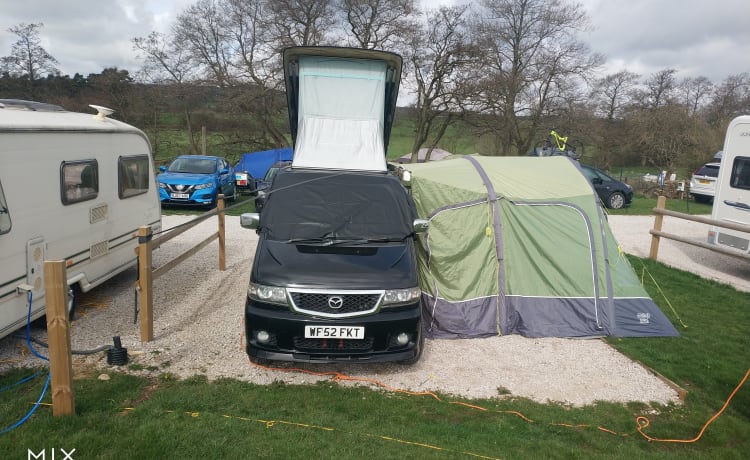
2,212,746,407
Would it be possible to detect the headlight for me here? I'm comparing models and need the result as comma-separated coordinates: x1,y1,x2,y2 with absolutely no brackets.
247,282,287,305
158,182,167,189
382,287,421,306
194,182,213,190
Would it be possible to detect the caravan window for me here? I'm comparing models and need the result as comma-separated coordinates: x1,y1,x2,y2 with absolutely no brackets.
61,160,99,205
0,178,11,234
118,155,150,199
730,156,750,190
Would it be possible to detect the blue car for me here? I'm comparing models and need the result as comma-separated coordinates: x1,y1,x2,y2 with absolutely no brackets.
157,155,236,207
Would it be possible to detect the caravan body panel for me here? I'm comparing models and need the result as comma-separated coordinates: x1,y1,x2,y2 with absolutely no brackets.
710,116,750,255
0,100,161,339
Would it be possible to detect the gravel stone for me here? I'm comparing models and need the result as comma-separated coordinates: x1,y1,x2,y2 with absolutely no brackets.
2,212,746,407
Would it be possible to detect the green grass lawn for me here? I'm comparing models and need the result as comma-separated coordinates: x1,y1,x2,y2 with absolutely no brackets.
608,195,713,216
1,256,748,458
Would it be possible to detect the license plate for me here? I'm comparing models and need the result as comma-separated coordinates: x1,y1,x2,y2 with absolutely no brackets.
305,325,364,339
170,193,190,199
699,179,710,184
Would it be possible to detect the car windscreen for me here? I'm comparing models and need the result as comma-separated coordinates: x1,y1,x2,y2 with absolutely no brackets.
695,164,720,177
259,169,416,242
168,158,217,174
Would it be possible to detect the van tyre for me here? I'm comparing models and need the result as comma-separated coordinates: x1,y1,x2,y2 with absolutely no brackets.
249,354,271,366
608,192,625,209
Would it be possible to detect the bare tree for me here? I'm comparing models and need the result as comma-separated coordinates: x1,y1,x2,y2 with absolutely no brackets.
173,0,233,85
266,0,336,47
590,70,640,121
132,31,203,154
640,68,678,109
678,76,713,116
705,73,750,127
1,22,59,80
403,5,473,162
337,0,418,49
470,0,603,155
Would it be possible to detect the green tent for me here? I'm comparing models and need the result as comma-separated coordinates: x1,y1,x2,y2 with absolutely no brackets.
406,155,679,338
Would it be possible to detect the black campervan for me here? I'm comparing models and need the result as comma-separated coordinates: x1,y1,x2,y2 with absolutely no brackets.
240,47,427,364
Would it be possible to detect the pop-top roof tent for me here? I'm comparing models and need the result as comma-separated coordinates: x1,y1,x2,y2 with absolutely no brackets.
283,47,402,172
406,155,679,339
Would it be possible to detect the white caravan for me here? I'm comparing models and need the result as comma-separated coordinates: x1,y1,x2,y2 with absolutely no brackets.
0,100,161,339
708,115,750,255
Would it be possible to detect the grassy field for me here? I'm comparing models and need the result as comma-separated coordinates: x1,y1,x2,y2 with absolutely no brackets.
1,241,748,458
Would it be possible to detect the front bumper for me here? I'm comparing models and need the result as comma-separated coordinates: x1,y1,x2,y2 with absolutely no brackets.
159,188,215,206
245,298,422,363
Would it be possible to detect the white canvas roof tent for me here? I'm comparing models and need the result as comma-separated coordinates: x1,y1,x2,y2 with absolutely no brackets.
283,47,402,172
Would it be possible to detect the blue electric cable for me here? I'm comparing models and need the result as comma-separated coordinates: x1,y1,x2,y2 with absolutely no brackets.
25,291,49,362
0,290,52,435
0,372,51,435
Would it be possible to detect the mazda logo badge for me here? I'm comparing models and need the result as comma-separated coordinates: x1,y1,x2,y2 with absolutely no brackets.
328,296,344,309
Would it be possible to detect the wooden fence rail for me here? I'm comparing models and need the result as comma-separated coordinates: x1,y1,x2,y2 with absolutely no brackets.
136,196,227,342
649,195,750,262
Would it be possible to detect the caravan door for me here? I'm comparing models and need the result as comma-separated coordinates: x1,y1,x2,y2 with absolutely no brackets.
710,116,750,254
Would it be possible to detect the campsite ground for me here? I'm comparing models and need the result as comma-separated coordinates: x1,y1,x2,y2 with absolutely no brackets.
0,214,746,407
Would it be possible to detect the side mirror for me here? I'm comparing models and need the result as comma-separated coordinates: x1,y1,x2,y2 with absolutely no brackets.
240,212,260,230
159,165,167,172
413,218,429,234
592,177,603,185
220,167,230,175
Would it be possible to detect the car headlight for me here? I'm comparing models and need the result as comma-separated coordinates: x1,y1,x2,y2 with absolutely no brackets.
194,182,213,190
382,287,421,307
625,184,632,190
158,182,167,189
247,282,287,305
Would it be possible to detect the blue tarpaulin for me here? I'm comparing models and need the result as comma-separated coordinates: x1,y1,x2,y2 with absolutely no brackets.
235,147,293,179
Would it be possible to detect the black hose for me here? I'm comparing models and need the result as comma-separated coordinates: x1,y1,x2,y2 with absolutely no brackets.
13,334,113,355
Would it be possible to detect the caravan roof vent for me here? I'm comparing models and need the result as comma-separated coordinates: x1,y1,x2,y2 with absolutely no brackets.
89,104,115,120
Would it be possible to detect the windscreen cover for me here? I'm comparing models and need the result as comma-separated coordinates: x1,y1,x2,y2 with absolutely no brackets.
260,169,416,241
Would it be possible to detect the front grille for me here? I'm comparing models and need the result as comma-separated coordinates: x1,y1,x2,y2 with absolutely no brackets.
166,184,195,194
288,290,382,318
293,337,375,352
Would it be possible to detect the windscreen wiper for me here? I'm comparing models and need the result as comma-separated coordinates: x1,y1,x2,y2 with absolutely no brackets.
285,235,411,246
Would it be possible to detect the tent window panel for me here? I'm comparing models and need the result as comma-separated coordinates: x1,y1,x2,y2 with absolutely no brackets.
61,160,98,205
118,155,150,199
425,206,497,300
503,204,596,297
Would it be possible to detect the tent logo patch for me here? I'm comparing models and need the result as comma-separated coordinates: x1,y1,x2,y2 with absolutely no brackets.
637,312,651,324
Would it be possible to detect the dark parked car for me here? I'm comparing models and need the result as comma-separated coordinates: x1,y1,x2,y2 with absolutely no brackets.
254,160,291,212
157,155,236,207
580,164,633,209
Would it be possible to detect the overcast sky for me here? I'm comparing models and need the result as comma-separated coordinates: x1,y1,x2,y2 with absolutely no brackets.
1,0,748,85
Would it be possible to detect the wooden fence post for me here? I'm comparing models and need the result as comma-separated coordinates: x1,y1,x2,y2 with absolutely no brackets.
137,226,154,342
44,260,75,416
649,195,667,260
218,194,226,271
